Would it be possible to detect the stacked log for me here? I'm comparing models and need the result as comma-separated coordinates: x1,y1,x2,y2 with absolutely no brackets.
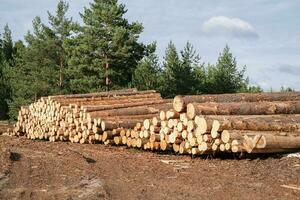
174,93,300,154
5,90,300,156
7,89,172,144
106,92,300,155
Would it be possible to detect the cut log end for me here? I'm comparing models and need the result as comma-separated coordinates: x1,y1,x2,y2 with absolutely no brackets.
173,96,185,113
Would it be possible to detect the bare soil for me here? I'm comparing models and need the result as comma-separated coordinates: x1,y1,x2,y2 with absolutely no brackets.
0,135,299,200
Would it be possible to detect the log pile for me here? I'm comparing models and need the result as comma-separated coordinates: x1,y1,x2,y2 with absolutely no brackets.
4,90,300,156
102,92,300,155
6,89,172,144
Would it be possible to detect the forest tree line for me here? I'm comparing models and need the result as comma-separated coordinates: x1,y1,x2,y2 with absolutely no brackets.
0,0,273,120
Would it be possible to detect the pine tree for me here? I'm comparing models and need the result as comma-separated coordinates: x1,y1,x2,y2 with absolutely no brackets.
66,0,145,93
132,43,162,90
0,25,14,119
7,17,59,119
45,0,75,92
2,24,14,63
161,41,181,97
206,45,247,94
180,42,204,94
161,41,204,97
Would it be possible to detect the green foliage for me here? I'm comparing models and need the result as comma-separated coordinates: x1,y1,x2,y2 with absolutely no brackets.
6,1,75,119
0,0,265,119
2,24,14,63
132,43,162,90
7,19,59,119
204,45,247,94
160,41,205,97
160,41,182,97
0,25,14,119
66,0,146,92
45,0,75,92
239,82,263,93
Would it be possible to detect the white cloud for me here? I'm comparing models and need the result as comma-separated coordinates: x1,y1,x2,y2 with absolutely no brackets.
201,16,259,39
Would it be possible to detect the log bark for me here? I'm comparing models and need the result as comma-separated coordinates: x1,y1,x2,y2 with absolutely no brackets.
173,92,300,112
50,89,157,99
87,104,172,118
101,120,140,131
55,94,163,106
187,101,300,119
82,99,170,112
202,115,300,132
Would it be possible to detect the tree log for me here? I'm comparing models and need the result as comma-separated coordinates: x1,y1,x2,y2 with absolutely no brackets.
50,89,157,99
173,92,300,112
201,115,300,132
187,101,300,119
82,99,170,112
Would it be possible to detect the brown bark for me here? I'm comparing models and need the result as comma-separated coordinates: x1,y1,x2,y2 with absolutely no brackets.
101,120,141,131
82,99,170,112
173,92,300,113
100,114,158,121
50,89,157,99
202,114,300,132
54,94,163,106
255,134,300,149
86,105,166,119
187,101,300,119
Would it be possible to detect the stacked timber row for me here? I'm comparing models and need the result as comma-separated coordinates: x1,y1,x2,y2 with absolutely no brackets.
7,89,172,144
104,92,300,155
5,90,300,156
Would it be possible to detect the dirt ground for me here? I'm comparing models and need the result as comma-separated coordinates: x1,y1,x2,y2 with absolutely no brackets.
0,136,299,200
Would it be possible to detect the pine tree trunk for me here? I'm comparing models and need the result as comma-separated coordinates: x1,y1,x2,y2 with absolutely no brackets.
173,92,300,112
59,58,64,91
200,114,300,132
187,101,300,119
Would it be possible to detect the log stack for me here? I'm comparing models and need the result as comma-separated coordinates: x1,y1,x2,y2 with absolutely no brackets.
6,89,172,144
103,92,300,155
5,90,300,156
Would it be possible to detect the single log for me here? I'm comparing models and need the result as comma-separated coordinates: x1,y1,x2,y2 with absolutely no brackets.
173,92,300,112
203,115,300,132
166,110,180,120
187,101,300,119
159,111,166,121
82,99,169,112
152,117,160,127
87,104,172,118
101,120,141,131
50,89,156,99
57,94,163,106
241,132,300,150
100,114,158,121
221,130,244,143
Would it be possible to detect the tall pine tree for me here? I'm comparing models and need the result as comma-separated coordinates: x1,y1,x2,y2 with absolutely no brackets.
7,1,75,119
67,0,145,92
180,42,203,94
7,17,58,119
132,43,162,90
205,45,247,94
160,42,181,97
45,0,75,92
0,25,14,119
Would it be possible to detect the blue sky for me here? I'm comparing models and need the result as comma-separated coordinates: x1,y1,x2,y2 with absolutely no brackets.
1,0,299,91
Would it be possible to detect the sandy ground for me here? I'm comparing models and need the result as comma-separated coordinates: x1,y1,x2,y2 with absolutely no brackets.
0,135,300,200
